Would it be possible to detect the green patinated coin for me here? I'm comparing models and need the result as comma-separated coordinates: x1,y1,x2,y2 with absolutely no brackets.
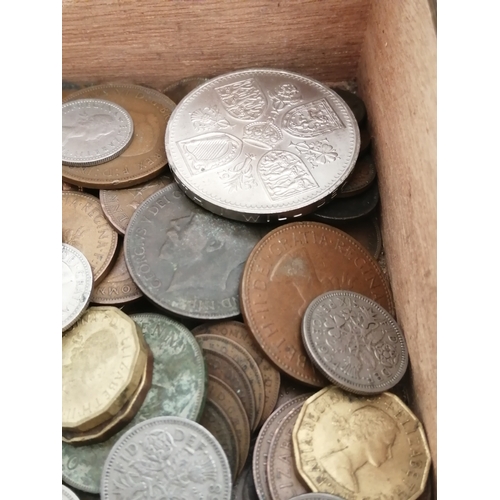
62,312,207,493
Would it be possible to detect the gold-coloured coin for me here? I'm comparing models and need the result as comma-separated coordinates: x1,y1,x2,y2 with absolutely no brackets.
62,307,148,432
292,386,431,500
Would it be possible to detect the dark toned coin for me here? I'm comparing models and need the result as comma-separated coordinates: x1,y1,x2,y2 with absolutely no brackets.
62,83,176,189
267,405,309,500
200,399,240,480
192,321,281,427
337,153,376,198
163,76,210,103
203,348,257,434
100,173,174,234
125,183,264,319
359,126,371,156
207,375,251,478
232,460,259,500
273,375,311,412
253,395,311,500
331,88,366,124
240,222,394,387
311,181,379,222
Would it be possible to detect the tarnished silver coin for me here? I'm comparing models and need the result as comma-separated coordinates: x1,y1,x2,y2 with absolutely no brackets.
166,68,360,222
302,291,408,394
62,98,134,166
62,243,93,332
101,416,232,499
124,183,264,319
290,494,347,500
62,485,80,500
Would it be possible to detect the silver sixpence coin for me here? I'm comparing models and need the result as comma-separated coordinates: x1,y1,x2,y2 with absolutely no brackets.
62,243,93,332
62,485,80,500
62,98,134,166
289,494,347,500
101,416,232,499
166,68,360,222
302,291,408,395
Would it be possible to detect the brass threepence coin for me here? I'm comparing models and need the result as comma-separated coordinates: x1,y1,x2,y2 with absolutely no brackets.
163,76,210,103
101,417,232,499
62,344,154,445
62,243,93,333
62,191,119,285
166,68,360,223
193,321,280,427
90,242,142,305
200,399,240,479
203,348,256,432
240,222,394,387
337,153,376,198
196,334,265,431
233,461,259,500
331,88,367,125
207,375,251,478
62,98,134,166
62,484,80,500
100,173,174,234
273,375,312,412
62,312,207,493
62,307,148,432
267,405,309,500
292,386,431,500
252,395,311,500
62,83,176,189
125,183,264,319
330,215,382,259
302,291,408,395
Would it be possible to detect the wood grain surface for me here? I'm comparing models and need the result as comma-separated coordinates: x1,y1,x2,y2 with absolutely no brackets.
62,0,370,88
357,0,437,488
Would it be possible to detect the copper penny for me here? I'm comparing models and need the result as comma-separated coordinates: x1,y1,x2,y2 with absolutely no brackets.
192,321,280,428
359,126,371,156
337,153,376,198
240,222,394,387
100,173,174,234
90,242,142,305
62,181,83,192
202,348,256,435
207,375,251,478
199,398,240,480
267,405,309,500
252,395,311,500
273,375,312,412
196,334,265,431
233,460,259,500
163,76,210,104
62,83,176,189
62,191,119,285
331,88,367,125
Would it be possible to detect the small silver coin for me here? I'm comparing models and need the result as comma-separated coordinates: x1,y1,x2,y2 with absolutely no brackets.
62,98,134,166
289,494,347,500
302,291,408,395
166,68,360,222
62,485,80,500
62,243,93,332
101,416,232,499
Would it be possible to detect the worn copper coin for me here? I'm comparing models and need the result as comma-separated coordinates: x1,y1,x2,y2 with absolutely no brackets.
202,348,256,432
62,83,176,189
359,127,371,156
273,375,312,412
62,181,83,191
193,321,280,427
290,495,347,500
233,460,259,500
240,222,394,387
311,181,379,222
101,417,232,499
62,191,119,285
302,291,408,394
337,153,376,198
200,398,240,479
125,182,264,319
252,395,311,500
331,88,366,125
163,76,210,104
100,173,174,234
207,375,251,478
90,242,142,304
267,405,309,500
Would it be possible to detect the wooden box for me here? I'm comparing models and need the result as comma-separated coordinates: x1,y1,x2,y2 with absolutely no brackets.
63,0,437,492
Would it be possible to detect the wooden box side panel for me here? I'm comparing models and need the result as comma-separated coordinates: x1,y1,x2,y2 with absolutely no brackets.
357,0,437,476
62,0,370,88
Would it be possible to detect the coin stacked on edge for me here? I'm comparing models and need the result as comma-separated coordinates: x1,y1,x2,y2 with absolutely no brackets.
61,74,432,500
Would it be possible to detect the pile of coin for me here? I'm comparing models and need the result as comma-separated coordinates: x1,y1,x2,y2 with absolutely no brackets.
62,70,432,500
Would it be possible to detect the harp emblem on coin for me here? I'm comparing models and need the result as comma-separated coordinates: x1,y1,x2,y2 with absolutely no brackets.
178,132,243,175
282,98,344,137
215,78,267,121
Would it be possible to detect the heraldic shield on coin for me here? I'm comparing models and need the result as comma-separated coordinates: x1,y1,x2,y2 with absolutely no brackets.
166,69,360,222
